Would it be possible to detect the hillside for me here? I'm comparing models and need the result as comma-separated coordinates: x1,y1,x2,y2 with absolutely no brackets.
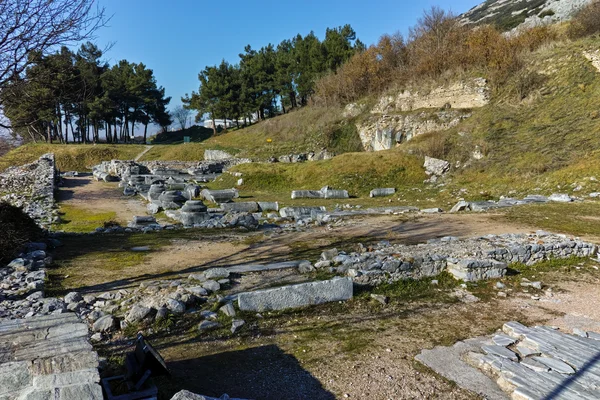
460,0,593,30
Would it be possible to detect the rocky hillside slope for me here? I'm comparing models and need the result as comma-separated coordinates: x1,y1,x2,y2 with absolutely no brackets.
460,0,593,31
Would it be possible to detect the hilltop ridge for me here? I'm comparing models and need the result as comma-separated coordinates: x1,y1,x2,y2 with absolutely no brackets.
460,0,593,30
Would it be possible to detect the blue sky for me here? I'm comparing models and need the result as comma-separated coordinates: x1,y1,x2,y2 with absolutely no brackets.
95,0,481,111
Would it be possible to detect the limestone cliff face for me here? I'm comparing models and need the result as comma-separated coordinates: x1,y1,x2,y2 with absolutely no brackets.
460,0,593,32
584,50,600,73
354,78,489,152
371,78,489,114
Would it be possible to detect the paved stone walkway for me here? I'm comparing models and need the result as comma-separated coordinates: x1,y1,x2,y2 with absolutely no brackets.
0,313,102,400
417,321,600,400
475,322,600,400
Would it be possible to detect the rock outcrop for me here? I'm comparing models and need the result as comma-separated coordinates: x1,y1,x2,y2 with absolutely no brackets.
355,78,489,151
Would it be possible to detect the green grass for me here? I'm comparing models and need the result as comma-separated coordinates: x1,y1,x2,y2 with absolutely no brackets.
46,228,246,296
140,106,357,162
54,204,118,233
371,271,460,303
498,201,600,237
211,149,427,198
0,143,145,172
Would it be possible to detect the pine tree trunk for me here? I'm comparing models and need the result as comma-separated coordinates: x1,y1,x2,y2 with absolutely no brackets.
211,114,216,136
143,123,148,144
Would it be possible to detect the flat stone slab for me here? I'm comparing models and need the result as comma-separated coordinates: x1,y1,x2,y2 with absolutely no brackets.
476,322,600,399
492,334,516,347
0,314,102,399
415,337,509,400
226,260,307,274
237,277,353,311
481,345,518,361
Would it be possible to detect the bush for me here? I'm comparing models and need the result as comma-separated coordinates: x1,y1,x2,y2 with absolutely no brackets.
568,1,600,38
0,202,43,264
313,7,558,107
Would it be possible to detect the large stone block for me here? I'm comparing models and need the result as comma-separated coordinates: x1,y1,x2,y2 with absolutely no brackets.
201,189,239,203
238,277,353,311
257,201,279,212
279,206,326,220
369,188,396,198
220,202,259,213
447,259,507,282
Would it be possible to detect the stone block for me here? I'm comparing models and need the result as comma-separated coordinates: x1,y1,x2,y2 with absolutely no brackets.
369,188,396,198
201,189,239,203
238,277,353,311
220,202,259,213
279,206,326,220
257,201,279,212
447,259,507,282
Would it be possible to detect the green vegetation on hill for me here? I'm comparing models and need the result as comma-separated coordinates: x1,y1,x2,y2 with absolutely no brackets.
0,144,145,172
151,126,214,144
140,106,361,162
215,149,426,197
404,37,600,198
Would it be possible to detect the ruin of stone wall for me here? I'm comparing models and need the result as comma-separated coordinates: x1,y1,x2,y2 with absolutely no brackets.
0,153,58,228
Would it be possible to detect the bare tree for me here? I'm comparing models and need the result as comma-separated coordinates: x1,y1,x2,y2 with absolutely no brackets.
0,0,107,91
172,105,191,130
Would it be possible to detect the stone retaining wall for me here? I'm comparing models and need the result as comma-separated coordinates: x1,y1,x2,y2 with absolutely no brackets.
0,153,58,228
319,233,597,285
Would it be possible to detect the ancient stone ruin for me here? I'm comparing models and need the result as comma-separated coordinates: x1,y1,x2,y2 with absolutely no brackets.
0,153,58,228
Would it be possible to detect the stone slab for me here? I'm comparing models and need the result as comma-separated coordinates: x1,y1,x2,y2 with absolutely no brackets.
237,277,353,311
415,337,509,400
0,314,102,399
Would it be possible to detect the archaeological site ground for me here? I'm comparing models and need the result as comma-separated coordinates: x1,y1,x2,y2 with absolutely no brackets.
3,0,600,399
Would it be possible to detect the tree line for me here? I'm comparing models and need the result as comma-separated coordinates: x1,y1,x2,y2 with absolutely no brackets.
183,25,365,134
1,43,171,143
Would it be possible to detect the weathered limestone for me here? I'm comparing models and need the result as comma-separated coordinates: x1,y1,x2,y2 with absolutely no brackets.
204,149,234,161
372,78,489,114
279,206,326,220
584,50,600,73
237,277,353,311
369,188,396,197
447,259,507,282
475,322,600,399
257,201,279,212
0,153,58,227
291,186,349,199
220,201,259,213
170,390,249,400
158,190,187,209
128,215,159,229
357,110,471,151
177,200,210,226
0,314,102,400
201,188,239,203
424,156,450,180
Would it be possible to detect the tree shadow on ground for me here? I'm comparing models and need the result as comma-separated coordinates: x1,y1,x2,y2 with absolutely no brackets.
152,344,336,400
50,218,472,295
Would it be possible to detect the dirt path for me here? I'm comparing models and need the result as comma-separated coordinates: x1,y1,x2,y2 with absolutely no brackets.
134,145,153,161
56,174,148,224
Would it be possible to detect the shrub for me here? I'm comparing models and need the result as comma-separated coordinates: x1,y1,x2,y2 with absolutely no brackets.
0,202,43,264
568,1,600,38
313,7,559,107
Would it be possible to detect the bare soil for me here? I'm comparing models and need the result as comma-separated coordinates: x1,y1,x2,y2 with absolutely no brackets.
56,174,149,224
54,179,600,399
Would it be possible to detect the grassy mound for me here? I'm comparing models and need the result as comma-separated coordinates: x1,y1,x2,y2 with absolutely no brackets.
151,125,214,144
141,106,362,162
0,144,145,172
219,149,426,198
0,203,43,264
403,37,600,198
